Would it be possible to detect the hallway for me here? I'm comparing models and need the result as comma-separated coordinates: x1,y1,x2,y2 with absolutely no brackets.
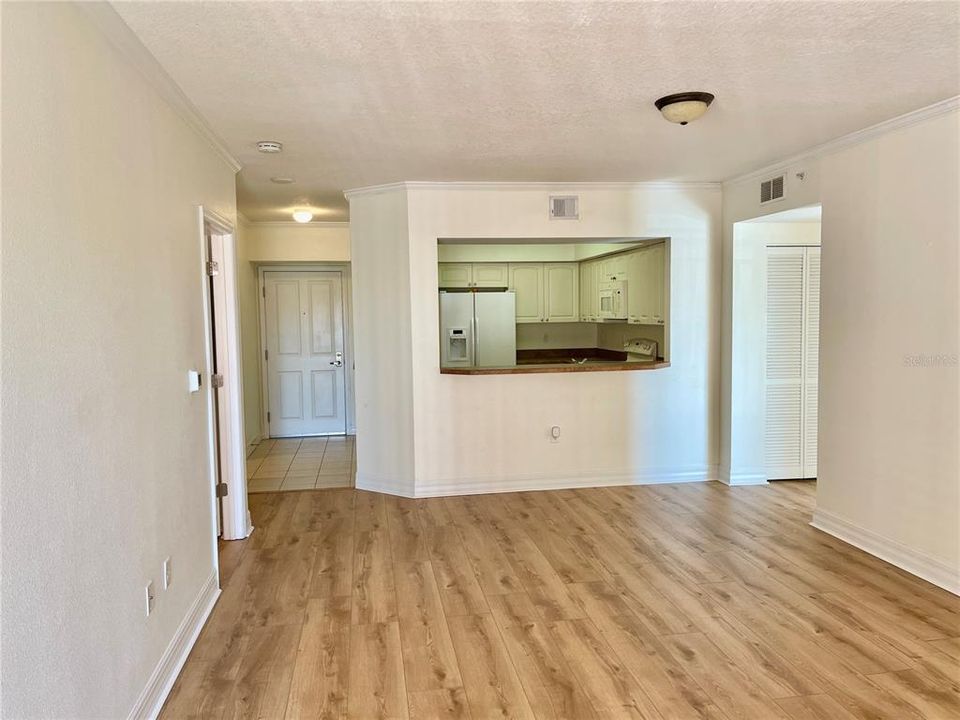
162,481,959,719
247,436,357,493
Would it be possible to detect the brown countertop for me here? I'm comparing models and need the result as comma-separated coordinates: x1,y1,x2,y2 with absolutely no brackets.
441,360,670,375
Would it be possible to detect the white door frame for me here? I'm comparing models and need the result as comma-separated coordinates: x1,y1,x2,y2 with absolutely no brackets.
257,264,355,438
198,207,252,543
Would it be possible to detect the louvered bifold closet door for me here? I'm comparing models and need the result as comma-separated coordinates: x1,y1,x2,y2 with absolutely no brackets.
766,247,805,479
803,247,821,477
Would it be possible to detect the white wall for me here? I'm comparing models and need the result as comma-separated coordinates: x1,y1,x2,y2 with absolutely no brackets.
349,189,417,495
236,218,262,446
814,109,959,589
739,222,820,247
2,4,236,717
350,183,721,496
236,222,353,441
243,222,350,263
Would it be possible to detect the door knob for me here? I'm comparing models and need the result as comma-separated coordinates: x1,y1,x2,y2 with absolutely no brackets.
330,351,344,367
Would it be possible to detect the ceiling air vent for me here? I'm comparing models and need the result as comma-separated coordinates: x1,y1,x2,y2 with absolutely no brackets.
549,195,580,220
760,175,785,204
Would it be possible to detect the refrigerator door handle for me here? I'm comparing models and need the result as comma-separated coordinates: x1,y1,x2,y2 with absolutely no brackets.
472,314,478,366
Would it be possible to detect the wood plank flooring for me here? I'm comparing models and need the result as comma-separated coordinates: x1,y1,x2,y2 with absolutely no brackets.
161,481,960,719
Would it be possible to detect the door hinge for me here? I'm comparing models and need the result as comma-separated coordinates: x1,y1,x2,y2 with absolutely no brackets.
267,411,271,423
264,349,269,361
206,260,219,276
262,286,266,298
211,373,225,388
215,482,228,498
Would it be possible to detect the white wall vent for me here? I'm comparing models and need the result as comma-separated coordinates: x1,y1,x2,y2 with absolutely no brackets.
760,175,785,204
549,195,580,219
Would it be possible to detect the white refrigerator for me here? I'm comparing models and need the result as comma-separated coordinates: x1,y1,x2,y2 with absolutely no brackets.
440,291,516,368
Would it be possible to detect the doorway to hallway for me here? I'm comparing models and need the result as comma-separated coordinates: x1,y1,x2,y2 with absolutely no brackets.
728,204,822,485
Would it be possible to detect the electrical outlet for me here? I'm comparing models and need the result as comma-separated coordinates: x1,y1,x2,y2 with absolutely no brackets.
145,582,156,616
550,425,561,443
162,557,172,590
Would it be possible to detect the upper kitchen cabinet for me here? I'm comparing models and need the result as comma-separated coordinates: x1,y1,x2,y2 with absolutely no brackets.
439,262,508,288
509,263,545,323
438,263,473,288
600,253,629,282
471,263,509,288
579,259,599,322
509,262,579,322
544,263,579,322
627,243,666,325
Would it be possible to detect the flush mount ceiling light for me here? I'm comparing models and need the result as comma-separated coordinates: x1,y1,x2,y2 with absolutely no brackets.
292,210,314,223
270,176,295,184
256,140,283,153
654,92,715,125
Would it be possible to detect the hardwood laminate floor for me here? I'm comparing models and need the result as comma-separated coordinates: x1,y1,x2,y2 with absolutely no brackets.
161,481,960,719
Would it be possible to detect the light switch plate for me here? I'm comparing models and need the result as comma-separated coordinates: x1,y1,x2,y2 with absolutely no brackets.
187,370,202,393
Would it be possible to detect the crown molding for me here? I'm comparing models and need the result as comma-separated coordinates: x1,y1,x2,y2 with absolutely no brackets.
724,95,960,187
80,3,242,174
344,180,721,199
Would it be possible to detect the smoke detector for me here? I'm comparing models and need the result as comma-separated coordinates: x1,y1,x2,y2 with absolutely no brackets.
256,141,283,153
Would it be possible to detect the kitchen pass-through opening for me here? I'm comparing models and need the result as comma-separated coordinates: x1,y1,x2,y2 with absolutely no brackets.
436,236,672,374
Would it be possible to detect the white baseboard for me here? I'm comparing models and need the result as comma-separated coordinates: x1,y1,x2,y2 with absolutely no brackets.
127,571,221,719
811,509,959,596
718,466,768,486
355,473,415,497
414,466,715,498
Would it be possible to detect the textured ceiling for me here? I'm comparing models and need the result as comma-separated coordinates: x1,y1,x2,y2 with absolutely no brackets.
114,1,960,222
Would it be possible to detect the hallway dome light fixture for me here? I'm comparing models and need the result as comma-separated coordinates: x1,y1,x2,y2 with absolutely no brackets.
292,210,314,223
654,92,715,125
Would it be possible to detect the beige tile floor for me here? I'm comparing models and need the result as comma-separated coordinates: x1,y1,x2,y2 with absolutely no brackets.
246,436,356,493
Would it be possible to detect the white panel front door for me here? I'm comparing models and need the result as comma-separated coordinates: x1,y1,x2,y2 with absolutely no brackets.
264,271,346,437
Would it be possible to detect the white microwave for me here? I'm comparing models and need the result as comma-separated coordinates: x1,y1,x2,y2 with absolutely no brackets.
598,280,628,320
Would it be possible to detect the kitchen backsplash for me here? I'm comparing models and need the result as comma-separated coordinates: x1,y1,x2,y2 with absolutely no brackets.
516,322,598,350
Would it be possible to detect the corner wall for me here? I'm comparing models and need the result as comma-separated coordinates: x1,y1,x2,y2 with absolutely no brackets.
2,4,236,716
348,188,417,495
814,109,959,590
236,218,262,447
349,183,722,496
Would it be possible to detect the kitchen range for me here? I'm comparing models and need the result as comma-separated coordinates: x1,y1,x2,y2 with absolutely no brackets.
438,239,670,374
